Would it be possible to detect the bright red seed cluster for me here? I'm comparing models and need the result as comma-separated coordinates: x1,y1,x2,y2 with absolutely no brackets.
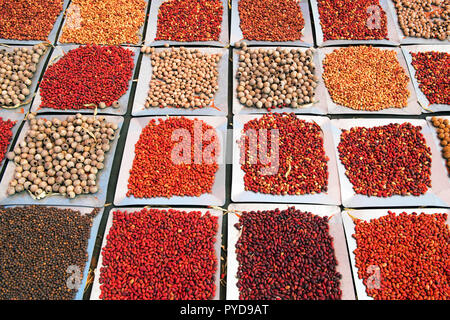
0,0,63,40
239,113,329,195
127,117,219,198
411,51,450,105
353,211,450,300
317,0,388,40
338,123,432,197
0,117,16,164
99,208,219,300
235,207,342,300
155,0,223,42
39,45,134,110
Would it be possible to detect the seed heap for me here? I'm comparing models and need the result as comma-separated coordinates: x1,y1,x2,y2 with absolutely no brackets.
0,118,16,163
127,117,219,198
155,0,223,42
99,208,218,300
235,207,342,300
322,46,410,111
145,47,221,109
0,0,63,40
59,0,146,45
0,44,47,108
431,117,450,174
317,0,388,40
411,51,449,105
338,123,432,197
6,113,118,199
353,211,449,300
0,205,99,300
239,113,329,195
236,45,318,111
39,45,134,110
392,0,449,40
238,0,305,41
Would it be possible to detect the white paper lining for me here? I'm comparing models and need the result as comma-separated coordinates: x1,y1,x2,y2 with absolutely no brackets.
341,208,450,300
227,203,355,300
310,0,400,47
330,118,450,208
145,0,229,47
386,0,450,45
0,0,70,45
232,47,328,115
0,114,124,207
90,207,223,300
132,47,229,116
232,114,341,205
230,0,314,47
114,115,227,206
402,45,449,113
0,44,52,113
31,45,140,115
319,46,421,115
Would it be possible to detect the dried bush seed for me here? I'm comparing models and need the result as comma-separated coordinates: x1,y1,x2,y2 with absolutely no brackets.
235,207,342,300
322,46,410,111
0,205,99,300
353,211,449,300
146,48,221,109
99,208,218,300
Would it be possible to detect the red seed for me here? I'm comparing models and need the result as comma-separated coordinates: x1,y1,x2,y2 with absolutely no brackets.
0,117,16,164
99,208,219,300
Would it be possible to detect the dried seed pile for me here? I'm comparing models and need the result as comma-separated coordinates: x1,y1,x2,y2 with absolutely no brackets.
236,45,318,111
322,46,410,111
317,0,388,40
0,44,47,108
0,0,63,41
235,207,342,300
127,117,219,199
145,47,221,109
39,45,134,110
338,123,432,197
6,113,118,199
99,208,218,300
431,117,450,173
239,113,329,195
59,0,146,45
353,211,450,300
0,117,16,163
238,0,305,41
411,51,449,105
155,0,223,42
0,205,98,300
392,0,449,40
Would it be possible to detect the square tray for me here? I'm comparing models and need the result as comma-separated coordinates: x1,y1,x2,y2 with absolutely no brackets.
402,45,449,113
341,208,450,300
227,203,355,300
230,0,314,47
232,47,328,115
132,47,228,116
90,206,223,300
232,114,341,205
331,118,450,208
30,45,139,115
319,46,421,115
0,114,124,207
310,0,400,47
114,115,227,206
145,0,229,47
